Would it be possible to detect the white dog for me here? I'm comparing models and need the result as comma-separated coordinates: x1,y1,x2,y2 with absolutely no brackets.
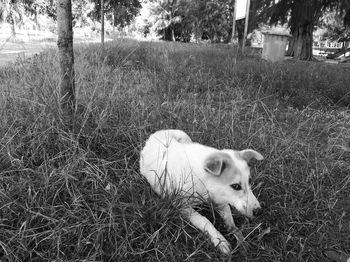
139,129,263,254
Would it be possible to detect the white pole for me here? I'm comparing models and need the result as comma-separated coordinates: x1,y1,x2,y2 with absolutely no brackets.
242,0,251,51
231,0,237,44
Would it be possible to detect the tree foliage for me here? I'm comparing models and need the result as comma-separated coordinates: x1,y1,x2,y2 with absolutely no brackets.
262,0,350,28
197,0,233,42
143,0,235,42
89,0,141,28
0,0,26,35
0,0,141,30
320,9,350,42
149,0,183,41
23,0,54,16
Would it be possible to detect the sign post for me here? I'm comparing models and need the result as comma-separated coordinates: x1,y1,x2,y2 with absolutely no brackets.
242,0,250,52
231,0,237,43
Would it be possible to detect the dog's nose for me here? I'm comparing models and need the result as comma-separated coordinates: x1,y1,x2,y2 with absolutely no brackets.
253,207,263,217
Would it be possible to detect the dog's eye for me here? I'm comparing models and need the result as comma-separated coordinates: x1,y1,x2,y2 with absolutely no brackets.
230,184,242,191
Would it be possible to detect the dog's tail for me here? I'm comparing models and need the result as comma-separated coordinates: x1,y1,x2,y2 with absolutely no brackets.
152,129,193,145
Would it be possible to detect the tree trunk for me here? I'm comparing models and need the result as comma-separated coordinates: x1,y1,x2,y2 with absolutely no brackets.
112,8,115,34
35,8,40,30
286,24,313,60
287,2,314,60
10,22,16,37
171,27,175,41
9,11,16,37
101,0,104,47
195,22,200,43
57,0,76,129
286,33,295,56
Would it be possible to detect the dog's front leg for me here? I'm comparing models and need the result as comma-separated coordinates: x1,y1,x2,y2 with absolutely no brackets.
217,204,245,244
183,207,231,254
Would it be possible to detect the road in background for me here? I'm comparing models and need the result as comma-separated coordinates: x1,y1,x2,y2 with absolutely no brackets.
0,28,111,67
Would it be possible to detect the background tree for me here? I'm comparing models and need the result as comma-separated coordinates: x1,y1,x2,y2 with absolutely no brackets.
320,9,350,45
101,0,104,45
173,0,203,42
145,0,183,41
57,0,76,129
261,0,350,60
71,0,94,27
144,0,235,42
23,0,49,29
89,0,141,31
0,0,25,37
109,0,141,29
199,0,233,43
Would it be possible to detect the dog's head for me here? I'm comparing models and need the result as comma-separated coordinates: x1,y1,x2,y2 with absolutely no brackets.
203,149,263,218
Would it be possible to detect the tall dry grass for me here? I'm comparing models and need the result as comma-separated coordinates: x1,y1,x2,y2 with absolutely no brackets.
0,39,349,261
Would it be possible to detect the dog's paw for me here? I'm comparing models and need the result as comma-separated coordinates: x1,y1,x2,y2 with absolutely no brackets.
216,239,232,254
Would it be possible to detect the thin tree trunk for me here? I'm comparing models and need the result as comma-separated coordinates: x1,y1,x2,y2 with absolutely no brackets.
171,27,175,41
9,11,16,37
112,8,115,34
57,0,76,129
286,29,295,56
170,0,175,41
35,8,40,30
101,0,104,47
10,22,16,37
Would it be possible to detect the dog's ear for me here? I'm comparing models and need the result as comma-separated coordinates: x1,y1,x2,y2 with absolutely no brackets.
239,149,264,162
204,152,230,176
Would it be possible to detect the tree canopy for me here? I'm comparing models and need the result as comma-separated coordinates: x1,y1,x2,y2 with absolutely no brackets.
139,0,235,42
89,0,141,28
0,0,141,33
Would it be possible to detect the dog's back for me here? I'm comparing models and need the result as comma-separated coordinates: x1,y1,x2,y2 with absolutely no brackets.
149,129,193,145
140,129,210,196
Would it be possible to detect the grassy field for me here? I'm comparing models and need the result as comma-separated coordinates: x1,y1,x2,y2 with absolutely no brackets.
0,39,349,261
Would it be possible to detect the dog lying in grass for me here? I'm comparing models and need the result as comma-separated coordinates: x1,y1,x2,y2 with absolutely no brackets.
140,129,264,254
